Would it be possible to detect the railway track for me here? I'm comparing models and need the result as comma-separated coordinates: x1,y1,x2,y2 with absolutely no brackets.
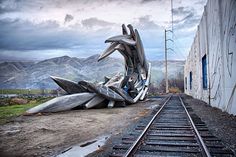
111,95,234,157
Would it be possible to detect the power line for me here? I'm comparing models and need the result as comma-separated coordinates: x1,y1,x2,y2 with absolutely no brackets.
169,0,187,60
172,32,188,59
165,29,172,93
171,0,174,37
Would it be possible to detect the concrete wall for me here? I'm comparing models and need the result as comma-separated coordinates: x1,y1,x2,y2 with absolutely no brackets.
184,0,236,115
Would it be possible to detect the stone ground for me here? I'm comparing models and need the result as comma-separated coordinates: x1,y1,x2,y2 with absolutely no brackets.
0,97,164,157
181,94,236,154
1,94,235,157
90,94,236,157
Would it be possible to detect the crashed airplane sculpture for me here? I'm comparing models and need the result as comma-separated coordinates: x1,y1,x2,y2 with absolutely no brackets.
27,24,151,114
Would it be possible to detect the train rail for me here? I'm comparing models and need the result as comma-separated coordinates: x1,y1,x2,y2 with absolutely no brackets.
111,95,234,157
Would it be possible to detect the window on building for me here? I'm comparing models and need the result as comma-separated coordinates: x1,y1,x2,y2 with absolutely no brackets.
185,77,187,90
202,55,207,89
190,71,192,90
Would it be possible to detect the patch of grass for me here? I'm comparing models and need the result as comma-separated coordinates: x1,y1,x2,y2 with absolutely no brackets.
0,97,52,124
0,89,53,94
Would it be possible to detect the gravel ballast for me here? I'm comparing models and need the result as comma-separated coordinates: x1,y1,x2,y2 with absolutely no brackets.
181,94,236,154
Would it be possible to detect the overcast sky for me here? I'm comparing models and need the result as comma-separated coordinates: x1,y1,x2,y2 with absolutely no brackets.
0,0,207,61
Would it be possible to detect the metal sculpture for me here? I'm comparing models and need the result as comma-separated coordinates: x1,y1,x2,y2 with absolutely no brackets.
27,24,151,114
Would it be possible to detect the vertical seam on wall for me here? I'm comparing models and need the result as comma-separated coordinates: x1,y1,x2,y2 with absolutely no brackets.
204,3,211,106
197,25,202,99
218,0,225,111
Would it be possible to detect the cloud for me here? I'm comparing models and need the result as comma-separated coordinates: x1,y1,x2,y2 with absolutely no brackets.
0,0,18,14
0,0,207,61
140,0,166,4
0,0,45,13
174,13,200,30
134,15,162,30
64,14,74,24
195,0,207,5
171,6,200,31
81,17,116,28
0,18,113,60
173,12,194,24
0,18,105,51
141,0,157,3
172,7,193,16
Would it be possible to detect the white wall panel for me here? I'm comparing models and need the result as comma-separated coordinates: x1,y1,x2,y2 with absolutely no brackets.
208,0,224,109
220,0,236,114
184,0,236,115
198,8,209,103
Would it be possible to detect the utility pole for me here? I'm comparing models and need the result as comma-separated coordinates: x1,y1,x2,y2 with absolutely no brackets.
164,29,173,93
164,0,174,94
171,0,174,45
165,29,169,93
171,0,174,33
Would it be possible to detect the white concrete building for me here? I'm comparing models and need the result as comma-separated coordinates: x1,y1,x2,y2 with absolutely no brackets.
184,0,236,115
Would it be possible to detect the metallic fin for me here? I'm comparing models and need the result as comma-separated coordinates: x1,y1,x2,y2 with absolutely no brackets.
50,76,87,94
107,100,115,108
122,24,128,35
135,29,144,66
85,96,105,109
79,81,125,101
105,35,130,43
26,93,95,114
109,86,135,104
98,42,119,61
121,38,136,45
127,24,135,39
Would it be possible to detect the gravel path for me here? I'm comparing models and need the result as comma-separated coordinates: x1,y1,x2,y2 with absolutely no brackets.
181,94,236,154
0,98,163,157
4,94,233,157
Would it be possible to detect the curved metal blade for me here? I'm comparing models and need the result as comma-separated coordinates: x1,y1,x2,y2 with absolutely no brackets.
115,44,125,51
127,24,135,39
79,81,125,101
50,76,88,94
121,38,136,46
98,42,119,61
105,35,130,43
122,43,133,57
26,93,95,114
85,95,105,109
134,29,149,73
122,24,128,35
135,29,144,66
109,86,135,104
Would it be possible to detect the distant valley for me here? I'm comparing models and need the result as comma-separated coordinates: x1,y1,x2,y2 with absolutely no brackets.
0,54,185,89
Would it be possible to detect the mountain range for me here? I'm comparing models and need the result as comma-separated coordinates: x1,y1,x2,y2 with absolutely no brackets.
0,54,185,89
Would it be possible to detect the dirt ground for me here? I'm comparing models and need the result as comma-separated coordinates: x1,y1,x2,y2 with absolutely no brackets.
0,98,163,157
181,94,236,154
3,94,234,157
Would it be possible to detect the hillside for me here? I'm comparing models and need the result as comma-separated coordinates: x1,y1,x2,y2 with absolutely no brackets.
0,55,184,89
